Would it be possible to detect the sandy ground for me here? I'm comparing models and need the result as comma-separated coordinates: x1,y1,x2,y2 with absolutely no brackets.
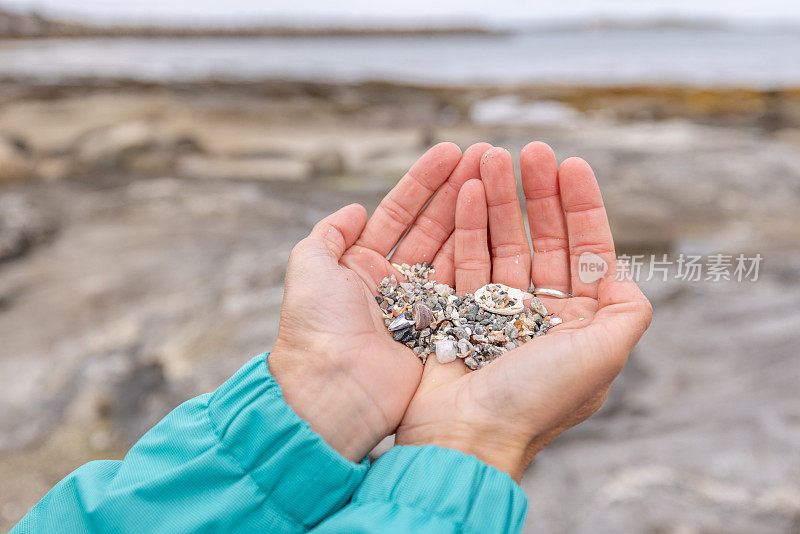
0,84,799,532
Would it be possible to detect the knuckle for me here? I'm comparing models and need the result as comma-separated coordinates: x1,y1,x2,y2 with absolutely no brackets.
381,197,414,227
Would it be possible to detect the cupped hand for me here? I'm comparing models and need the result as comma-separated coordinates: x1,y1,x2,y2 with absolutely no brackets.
269,142,493,461
395,144,653,480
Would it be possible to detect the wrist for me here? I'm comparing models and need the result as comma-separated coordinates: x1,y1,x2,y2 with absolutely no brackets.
268,346,384,462
396,424,528,482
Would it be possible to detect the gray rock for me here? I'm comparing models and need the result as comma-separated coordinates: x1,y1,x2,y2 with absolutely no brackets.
0,139,35,182
178,155,311,182
76,122,198,174
504,323,518,340
0,195,57,262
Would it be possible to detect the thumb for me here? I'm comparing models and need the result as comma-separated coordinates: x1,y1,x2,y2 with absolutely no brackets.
308,203,368,260
283,203,368,308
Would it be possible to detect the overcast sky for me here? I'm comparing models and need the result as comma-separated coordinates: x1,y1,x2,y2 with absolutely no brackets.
3,0,800,25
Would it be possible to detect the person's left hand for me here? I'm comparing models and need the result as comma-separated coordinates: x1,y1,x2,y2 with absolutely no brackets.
269,142,492,461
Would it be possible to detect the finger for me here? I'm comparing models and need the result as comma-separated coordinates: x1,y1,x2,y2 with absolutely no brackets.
309,203,368,259
454,179,491,295
480,147,531,290
559,157,615,298
392,142,492,265
520,141,570,294
430,232,455,287
356,142,462,256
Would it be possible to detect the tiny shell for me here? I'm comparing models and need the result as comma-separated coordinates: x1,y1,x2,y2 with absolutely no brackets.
388,316,414,331
412,302,433,330
474,283,525,315
457,338,473,357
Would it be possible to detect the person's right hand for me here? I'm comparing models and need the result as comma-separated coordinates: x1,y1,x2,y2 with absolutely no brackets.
269,142,493,462
395,144,653,480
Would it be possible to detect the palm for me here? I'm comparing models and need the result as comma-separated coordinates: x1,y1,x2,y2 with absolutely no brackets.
297,248,422,428
396,144,651,478
400,295,602,443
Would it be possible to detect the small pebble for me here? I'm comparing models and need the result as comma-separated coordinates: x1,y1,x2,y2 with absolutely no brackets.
393,328,409,341
435,340,458,364
530,297,548,316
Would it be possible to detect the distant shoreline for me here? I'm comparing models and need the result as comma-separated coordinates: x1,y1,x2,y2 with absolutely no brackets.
3,6,798,40
0,7,504,39
0,25,506,40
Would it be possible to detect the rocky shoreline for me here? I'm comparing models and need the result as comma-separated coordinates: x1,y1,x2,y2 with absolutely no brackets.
3,77,800,188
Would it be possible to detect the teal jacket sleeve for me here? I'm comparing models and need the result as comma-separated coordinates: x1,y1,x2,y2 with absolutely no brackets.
12,353,369,533
311,445,529,534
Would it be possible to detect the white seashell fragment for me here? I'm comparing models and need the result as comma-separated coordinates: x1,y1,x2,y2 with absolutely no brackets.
388,316,414,331
435,340,458,363
549,317,563,326
434,283,454,297
474,283,525,315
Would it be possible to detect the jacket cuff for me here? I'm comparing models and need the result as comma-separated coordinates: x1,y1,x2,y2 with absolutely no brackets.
354,445,528,533
207,353,369,529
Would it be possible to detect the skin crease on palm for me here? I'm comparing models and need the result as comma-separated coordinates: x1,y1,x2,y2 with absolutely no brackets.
269,141,653,481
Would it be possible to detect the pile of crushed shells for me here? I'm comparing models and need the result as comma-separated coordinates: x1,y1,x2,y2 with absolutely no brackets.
377,263,562,370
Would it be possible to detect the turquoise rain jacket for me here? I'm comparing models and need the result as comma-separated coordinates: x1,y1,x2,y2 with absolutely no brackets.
12,354,527,533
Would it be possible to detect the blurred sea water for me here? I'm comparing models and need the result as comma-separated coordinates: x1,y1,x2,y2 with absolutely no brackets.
0,27,799,87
